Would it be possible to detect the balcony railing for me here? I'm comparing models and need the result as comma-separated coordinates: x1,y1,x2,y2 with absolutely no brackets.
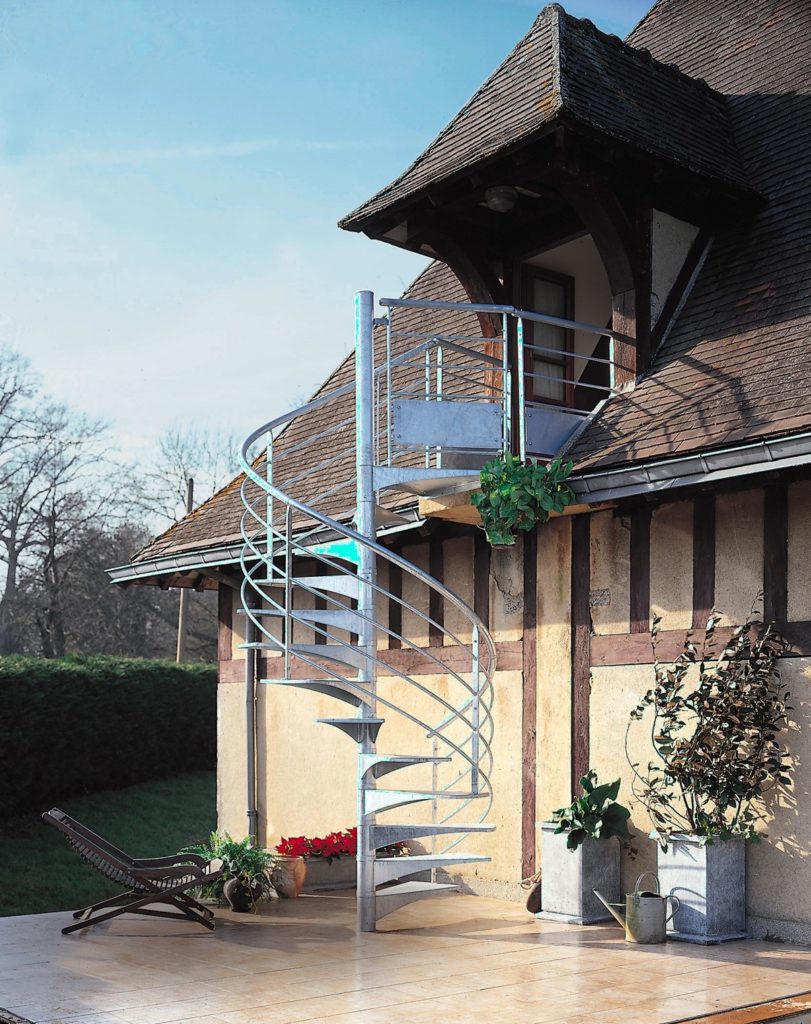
377,296,619,465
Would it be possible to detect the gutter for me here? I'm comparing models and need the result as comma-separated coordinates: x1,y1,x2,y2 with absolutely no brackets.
571,430,811,504
106,510,426,584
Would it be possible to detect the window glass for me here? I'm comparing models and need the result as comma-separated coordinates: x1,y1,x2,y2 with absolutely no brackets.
529,277,567,402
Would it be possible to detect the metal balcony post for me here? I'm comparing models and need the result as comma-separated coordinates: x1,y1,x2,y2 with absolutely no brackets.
355,289,378,932
516,318,526,462
471,624,480,794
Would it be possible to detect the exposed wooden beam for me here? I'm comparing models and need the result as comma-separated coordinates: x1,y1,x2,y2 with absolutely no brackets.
630,506,651,634
217,584,233,663
764,483,788,624
592,619,811,666
474,531,491,630
428,537,444,646
388,561,403,650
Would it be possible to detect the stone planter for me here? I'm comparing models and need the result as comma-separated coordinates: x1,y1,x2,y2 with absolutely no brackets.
536,822,620,924
657,834,747,944
303,856,357,891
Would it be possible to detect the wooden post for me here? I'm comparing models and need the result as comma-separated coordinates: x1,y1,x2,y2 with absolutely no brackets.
764,483,788,624
630,505,652,634
175,477,194,663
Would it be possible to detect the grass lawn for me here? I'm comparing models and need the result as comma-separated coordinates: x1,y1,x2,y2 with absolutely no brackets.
0,771,216,918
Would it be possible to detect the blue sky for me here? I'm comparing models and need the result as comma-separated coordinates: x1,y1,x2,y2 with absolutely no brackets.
0,0,651,463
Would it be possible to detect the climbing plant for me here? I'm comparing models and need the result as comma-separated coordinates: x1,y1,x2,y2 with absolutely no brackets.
471,453,575,546
626,610,792,849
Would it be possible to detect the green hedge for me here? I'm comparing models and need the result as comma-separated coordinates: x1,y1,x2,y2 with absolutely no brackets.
0,656,217,817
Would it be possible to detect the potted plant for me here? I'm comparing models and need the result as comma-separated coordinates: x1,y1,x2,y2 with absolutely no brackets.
471,453,574,547
183,832,277,913
626,610,792,943
537,770,634,924
275,827,408,893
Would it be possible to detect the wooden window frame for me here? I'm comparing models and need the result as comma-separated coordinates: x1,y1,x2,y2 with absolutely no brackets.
521,265,575,408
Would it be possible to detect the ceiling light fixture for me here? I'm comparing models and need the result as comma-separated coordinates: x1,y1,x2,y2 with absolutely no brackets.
484,185,518,213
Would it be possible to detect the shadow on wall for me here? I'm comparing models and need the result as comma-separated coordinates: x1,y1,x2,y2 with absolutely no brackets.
746,658,810,930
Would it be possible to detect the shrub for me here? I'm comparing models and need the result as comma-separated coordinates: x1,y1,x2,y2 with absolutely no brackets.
0,655,216,816
626,612,792,848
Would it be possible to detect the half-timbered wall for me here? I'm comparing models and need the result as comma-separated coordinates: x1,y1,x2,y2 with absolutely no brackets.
215,477,811,936
535,479,811,942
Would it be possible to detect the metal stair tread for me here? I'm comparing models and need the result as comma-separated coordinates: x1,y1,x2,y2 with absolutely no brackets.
262,678,372,708
375,854,489,865
376,880,458,894
254,574,359,598
372,789,485,799
373,466,480,497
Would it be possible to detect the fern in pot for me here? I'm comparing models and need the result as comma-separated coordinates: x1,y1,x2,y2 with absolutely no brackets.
184,832,278,913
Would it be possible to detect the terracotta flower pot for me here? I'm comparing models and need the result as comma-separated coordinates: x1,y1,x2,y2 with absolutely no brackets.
272,855,307,898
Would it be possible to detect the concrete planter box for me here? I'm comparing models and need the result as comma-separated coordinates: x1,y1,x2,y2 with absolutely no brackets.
302,856,357,891
657,834,747,944
536,822,620,924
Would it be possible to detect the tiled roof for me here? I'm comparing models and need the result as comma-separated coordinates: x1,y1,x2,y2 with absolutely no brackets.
570,0,811,470
340,3,750,233
128,0,811,568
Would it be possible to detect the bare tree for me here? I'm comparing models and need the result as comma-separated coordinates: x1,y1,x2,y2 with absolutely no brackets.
134,426,239,525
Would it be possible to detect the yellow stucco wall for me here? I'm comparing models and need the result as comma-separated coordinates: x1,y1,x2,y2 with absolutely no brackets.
715,488,764,624
650,500,692,630
589,510,630,635
588,485,810,932
535,517,571,843
217,532,525,893
217,479,810,927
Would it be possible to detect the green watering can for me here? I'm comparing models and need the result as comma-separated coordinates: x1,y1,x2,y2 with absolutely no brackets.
594,872,680,944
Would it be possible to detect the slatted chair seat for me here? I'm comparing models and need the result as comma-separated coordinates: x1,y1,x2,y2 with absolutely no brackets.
43,808,224,935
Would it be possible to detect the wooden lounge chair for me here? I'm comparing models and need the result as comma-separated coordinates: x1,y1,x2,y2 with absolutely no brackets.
42,807,223,935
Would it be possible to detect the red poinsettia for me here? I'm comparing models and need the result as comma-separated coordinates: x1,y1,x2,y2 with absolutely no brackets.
274,826,403,865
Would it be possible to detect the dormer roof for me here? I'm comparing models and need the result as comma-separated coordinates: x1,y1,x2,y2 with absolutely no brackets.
340,3,753,234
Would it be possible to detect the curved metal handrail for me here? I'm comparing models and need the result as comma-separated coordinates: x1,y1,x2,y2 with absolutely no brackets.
239,339,496,859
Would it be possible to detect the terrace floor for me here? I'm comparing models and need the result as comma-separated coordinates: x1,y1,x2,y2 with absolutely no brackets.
2,892,811,1024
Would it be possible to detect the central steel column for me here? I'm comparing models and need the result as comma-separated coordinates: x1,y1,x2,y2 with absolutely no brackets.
354,289,378,932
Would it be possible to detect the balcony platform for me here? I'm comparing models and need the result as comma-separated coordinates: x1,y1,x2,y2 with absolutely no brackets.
2,892,810,1024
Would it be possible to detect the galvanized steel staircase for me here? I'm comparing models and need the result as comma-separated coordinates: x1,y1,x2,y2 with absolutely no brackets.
238,291,497,931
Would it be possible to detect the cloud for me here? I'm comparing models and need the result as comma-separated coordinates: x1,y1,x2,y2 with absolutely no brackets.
10,137,379,170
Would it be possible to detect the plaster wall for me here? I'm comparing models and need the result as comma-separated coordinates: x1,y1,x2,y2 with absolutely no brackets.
535,516,572,839
715,489,764,624
216,531,525,893
589,510,630,635
788,480,811,621
651,210,699,325
587,485,811,937
650,500,692,630
527,234,612,369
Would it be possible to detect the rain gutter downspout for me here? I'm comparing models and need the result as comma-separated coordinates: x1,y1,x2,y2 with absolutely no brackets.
245,598,259,844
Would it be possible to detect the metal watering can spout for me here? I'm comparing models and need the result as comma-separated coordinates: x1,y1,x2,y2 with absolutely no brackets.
594,873,680,944
593,889,626,928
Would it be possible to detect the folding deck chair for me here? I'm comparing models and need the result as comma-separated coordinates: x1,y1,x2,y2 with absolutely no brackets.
43,808,224,935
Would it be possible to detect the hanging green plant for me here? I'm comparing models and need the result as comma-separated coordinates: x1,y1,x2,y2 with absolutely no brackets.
471,452,575,547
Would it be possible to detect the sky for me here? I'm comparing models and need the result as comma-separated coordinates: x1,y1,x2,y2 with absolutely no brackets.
0,0,651,465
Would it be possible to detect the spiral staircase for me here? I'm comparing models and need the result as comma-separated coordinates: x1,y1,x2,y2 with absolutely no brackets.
238,291,501,931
